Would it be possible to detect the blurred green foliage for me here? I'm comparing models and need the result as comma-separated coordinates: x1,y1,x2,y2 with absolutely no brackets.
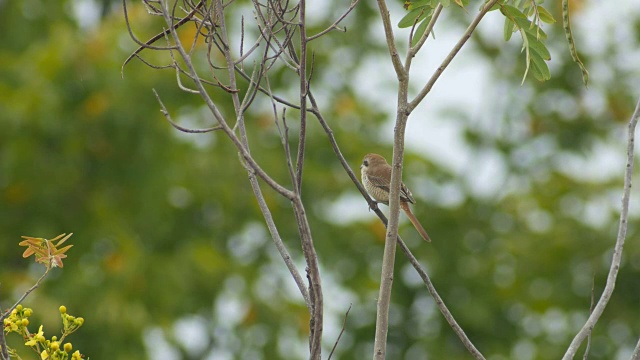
1,0,640,359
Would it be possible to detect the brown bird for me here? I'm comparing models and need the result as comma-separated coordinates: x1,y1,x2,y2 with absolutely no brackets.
360,153,431,242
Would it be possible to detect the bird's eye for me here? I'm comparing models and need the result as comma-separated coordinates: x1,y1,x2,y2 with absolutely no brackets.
363,160,368,166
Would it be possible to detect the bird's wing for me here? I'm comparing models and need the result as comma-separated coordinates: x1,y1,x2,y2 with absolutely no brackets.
367,173,415,204
400,183,415,204
366,173,390,193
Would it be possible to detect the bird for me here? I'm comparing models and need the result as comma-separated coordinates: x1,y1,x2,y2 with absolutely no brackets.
360,153,431,242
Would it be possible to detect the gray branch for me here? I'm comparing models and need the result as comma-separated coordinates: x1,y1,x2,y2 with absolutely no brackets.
563,96,640,359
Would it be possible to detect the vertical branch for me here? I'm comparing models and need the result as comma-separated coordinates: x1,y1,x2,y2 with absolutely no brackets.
373,1,409,358
562,97,640,359
253,2,324,357
375,0,405,77
292,196,323,360
213,0,311,307
373,103,409,360
295,0,308,192
0,296,8,360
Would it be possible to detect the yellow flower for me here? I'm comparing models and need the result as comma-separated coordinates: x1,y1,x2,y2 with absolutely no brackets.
25,325,44,346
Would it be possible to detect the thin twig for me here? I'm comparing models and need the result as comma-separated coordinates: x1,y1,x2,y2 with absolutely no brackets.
252,0,299,71
278,109,298,185
295,0,308,195
121,0,201,76
563,97,640,359
0,268,51,323
408,8,426,49
292,3,323,356
307,0,361,41
582,274,596,360
328,304,352,360
153,89,222,133
159,0,296,201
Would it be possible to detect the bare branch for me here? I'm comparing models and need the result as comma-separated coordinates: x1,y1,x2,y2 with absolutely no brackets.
294,0,308,195
159,0,295,201
214,0,312,311
375,0,406,79
563,96,640,359
252,0,300,71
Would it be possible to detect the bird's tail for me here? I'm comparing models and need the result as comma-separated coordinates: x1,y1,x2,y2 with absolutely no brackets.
400,202,431,242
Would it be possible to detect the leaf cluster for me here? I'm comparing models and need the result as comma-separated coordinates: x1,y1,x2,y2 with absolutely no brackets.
19,233,74,269
499,1,555,82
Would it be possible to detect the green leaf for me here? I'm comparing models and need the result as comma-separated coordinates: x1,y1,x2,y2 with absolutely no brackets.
398,7,432,28
407,0,431,10
530,54,551,81
411,17,431,46
440,0,450,7
526,33,551,60
529,60,545,81
537,6,556,23
503,18,515,41
453,0,465,8
512,16,547,40
501,4,527,19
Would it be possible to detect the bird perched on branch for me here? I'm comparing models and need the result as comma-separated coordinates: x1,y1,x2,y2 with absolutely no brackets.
360,153,431,242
